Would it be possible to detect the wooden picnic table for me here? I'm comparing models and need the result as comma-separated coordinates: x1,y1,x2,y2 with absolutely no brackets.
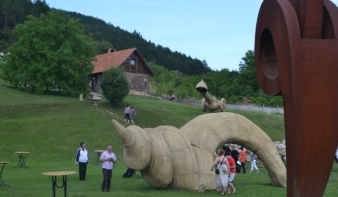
0,161,10,187
14,151,30,169
42,171,77,197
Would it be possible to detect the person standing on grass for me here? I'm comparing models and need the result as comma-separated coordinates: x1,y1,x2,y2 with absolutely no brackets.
75,142,89,181
124,105,131,124
211,149,229,196
230,145,240,173
89,79,93,91
249,152,259,173
130,106,136,125
226,152,236,194
100,144,117,192
238,147,247,173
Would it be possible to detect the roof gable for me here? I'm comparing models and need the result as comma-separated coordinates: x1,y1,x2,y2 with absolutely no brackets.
92,48,154,76
92,48,136,73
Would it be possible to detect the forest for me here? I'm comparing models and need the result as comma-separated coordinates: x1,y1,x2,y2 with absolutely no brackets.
0,0,210,76
0,0,283,106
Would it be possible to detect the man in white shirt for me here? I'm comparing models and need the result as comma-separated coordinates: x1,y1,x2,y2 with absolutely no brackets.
100,144,117,192
75,142,89,181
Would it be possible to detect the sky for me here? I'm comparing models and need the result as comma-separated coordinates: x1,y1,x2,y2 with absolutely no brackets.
46,0,338,71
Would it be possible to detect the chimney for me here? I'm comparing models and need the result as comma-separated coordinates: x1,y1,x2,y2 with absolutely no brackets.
108,48,114,53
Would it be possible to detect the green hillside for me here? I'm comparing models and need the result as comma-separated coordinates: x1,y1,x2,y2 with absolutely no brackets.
0,0,211,76
0,78,285,159
1,81,338,196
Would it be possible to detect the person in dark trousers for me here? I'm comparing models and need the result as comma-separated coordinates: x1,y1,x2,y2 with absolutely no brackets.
238,147,247,173
130,106,136,125
124,105,131,124
230,145,240,173
75,142,89,181
100,144,117,192
122,168,135,178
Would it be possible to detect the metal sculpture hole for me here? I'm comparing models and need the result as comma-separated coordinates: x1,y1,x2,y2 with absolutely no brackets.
260,29,279,79
322,6,335,39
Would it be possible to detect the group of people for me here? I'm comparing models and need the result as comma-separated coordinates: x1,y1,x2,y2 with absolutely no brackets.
211,145,261,195
124,105,136,125
75,142,117,192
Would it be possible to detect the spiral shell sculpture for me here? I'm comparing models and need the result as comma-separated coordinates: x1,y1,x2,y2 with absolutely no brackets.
112,112,286,190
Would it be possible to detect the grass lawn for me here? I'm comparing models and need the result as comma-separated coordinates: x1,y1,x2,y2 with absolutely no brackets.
0,80,337,196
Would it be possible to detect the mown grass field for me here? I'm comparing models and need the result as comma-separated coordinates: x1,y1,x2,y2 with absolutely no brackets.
0,80,337,197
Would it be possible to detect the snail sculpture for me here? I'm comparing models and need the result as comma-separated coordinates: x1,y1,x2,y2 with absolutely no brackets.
112,112,286,190
196,80,226,112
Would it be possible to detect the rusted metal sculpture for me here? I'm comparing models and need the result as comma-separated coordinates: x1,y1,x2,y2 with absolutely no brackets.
255,0,338,196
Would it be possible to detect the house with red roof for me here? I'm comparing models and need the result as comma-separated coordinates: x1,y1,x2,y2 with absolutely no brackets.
242,98,253,105
89,48,154,93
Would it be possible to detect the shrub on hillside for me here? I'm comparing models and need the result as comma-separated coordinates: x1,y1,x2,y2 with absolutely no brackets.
101,68,129,105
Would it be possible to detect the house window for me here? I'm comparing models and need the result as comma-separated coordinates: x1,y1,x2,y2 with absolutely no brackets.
130,60,136,66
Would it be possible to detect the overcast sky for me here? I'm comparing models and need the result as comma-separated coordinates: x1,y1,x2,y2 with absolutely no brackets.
46,0,338,71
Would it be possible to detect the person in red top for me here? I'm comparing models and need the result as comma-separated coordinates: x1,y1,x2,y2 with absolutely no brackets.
226,152,236,194
238,147,247,173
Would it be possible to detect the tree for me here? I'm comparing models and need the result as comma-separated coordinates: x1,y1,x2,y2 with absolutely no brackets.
0,10,96,96
100,68,129,105
237,50,260,92
239,50,255,71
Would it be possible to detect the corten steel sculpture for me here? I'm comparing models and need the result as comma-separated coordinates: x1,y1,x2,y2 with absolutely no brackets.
196,80,226,112
255,0,338,196
112,113,286,190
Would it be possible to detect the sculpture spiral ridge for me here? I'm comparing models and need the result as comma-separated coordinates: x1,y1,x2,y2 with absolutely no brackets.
112,112,286,190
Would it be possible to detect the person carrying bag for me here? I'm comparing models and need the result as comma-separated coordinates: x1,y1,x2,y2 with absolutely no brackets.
211,149,230,195
214,154,226,174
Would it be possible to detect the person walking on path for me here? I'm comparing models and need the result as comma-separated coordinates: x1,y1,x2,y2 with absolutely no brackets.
249,152,259,173
230,145,240,173
211,149,229,196
100,144,117,192
226,152,237,194
75,142,89,181
238,147,246,173
124,105,131,124
130,107,136,125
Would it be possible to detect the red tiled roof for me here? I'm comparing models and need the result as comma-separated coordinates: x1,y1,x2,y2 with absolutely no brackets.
92,48,136,73
242,98,253,103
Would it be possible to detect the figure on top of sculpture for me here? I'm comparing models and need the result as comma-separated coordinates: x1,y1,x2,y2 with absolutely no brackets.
196,80,226,112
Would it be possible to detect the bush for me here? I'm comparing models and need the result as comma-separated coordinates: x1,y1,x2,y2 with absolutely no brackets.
101,68,129,105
